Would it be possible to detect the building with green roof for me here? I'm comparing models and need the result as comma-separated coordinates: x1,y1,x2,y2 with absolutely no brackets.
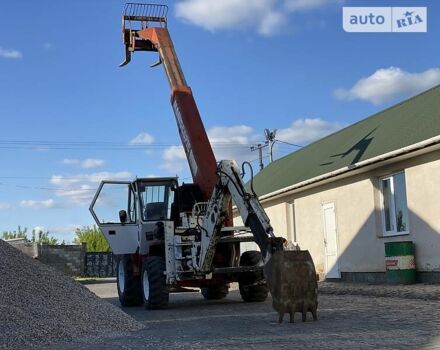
236,85,440,282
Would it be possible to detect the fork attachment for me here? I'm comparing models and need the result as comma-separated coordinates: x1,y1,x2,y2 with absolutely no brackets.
119,3,168,67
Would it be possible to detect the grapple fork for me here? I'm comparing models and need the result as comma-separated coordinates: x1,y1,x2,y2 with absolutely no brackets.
119,3,168,67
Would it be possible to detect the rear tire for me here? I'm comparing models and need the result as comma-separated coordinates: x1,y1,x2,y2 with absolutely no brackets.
116,254,143,307
239,251,268,302
142,256,169,309
201,284,229,300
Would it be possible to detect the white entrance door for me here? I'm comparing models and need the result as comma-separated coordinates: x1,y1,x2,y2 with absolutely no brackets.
322,202,340,279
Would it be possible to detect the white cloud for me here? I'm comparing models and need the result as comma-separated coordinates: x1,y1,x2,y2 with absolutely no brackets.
62,158,80,165
0,47,22,59
284,0,339,11
51,171,131,186
208,125,254,144
175,0,336,36
162,145,187,173
81,159,105,168
20,199,55,209
176,0,273,32
50,171,132,206
47,224,82,235
0,202,11,210
54,184,95,205
160,119,342,175
129,132,155,145
208,125,259,162
33,226,46,233
258,11,287,36
276,118,343,145
334,67,440,105
32,146,49,152
163,145,187,161
62,158,105,168
161,125,259,173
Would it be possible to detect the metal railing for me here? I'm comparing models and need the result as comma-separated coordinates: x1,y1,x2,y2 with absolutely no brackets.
122,3,168,29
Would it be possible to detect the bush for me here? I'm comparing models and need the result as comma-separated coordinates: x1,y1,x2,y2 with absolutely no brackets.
73,226,110,252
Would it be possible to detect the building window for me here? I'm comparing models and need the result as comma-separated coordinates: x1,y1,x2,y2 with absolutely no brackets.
380,171,409,236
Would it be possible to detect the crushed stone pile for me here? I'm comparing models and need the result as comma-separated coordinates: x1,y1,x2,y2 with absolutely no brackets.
0,239,144,350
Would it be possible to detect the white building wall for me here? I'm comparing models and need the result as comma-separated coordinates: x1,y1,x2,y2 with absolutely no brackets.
405,151,440,271
234,149,440,276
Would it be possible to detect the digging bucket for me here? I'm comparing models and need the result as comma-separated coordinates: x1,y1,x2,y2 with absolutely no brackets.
264,250,318,322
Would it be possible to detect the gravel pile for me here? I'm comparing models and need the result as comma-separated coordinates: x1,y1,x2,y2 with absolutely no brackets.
0,240,144,350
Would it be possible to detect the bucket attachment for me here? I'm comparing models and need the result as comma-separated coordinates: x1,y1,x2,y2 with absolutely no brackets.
119,3,168,67
264,250,318,323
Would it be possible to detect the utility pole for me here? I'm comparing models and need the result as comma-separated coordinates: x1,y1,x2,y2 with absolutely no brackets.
250,142,268,170
264,128,277,163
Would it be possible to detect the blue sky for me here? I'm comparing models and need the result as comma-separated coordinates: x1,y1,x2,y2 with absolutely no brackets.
0,0,439,241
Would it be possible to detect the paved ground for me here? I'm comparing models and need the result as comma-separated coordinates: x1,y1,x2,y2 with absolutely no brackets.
42,281,440,349
320,281,440,300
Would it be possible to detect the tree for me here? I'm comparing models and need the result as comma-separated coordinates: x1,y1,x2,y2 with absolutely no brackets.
73,226,111,252
31,229,58,245
2,225,28,240
1,226,58,245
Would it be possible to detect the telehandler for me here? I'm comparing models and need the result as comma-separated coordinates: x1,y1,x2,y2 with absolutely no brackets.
90,3,317,321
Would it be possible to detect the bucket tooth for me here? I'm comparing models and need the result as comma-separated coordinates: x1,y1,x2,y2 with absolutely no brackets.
264,250,318,323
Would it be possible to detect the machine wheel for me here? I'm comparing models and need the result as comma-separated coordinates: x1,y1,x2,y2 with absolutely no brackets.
142,256,169,309
116,254,143,307
239,251,268,302
201,284,229,300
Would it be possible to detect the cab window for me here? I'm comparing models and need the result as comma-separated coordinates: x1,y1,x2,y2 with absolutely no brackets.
91,182,136,224
138,183,174,221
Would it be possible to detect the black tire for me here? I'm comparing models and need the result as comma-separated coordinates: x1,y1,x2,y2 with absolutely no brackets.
239,251,268,302
201,284,229,300
142,256,169,309
116,254,143,307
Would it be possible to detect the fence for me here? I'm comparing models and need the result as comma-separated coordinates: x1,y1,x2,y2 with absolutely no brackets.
5,240,116,277
84,252,116,278
38,243,86,276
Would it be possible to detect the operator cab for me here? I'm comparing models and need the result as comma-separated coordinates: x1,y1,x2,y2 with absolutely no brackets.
90,177,178,255
89,177,205,255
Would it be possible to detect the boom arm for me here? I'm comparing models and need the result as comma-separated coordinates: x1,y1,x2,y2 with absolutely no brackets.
119,3,217,200
198,160,285,272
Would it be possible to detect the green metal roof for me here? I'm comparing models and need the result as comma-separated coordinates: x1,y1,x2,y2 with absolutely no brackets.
252,85,440,197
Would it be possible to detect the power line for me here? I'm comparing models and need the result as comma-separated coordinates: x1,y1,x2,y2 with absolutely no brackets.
275,139,304,148
0,140,260,151
0,182,97,192
0,140,256,145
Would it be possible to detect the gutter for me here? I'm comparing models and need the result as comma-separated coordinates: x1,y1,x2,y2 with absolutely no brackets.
258,134,440,202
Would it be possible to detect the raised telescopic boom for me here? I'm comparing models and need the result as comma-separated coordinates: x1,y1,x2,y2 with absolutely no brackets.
119,3,217,201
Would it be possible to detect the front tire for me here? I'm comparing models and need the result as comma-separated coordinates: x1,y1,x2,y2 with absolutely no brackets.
142,256,169,309
116,254,143,307
201,284,229,300
239,251,268,302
